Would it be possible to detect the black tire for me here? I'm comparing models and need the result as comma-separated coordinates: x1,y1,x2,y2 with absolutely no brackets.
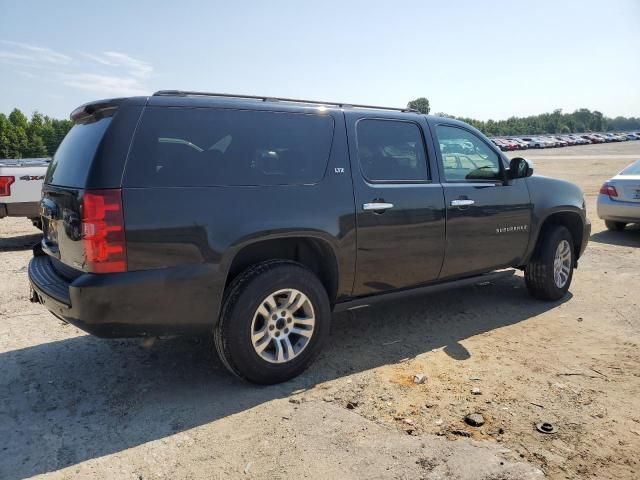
525,225,574,301
213,260,331,384
604,220,626,231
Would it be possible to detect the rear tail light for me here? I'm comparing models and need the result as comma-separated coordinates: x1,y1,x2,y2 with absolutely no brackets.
81,189,127,273
599,183,618,198
0,176,15,197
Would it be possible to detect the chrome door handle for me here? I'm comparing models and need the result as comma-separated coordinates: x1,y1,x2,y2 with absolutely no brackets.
451,199,475,207
363,202,394,211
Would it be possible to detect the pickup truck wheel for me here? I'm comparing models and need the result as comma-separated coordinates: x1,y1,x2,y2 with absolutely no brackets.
214,260,331,384
604,220,626,231
525,225,574,301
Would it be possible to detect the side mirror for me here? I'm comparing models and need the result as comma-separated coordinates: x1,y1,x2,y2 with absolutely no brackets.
508,157,534,179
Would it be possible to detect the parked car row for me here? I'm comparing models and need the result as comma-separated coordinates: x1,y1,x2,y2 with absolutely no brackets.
491,132,640,151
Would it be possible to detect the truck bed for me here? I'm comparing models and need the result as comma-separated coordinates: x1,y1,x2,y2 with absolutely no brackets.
0,158,49,220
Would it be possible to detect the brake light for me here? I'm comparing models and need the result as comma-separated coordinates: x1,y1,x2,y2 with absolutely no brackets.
599,183,618,198
82,189,127,273
0,176,15,197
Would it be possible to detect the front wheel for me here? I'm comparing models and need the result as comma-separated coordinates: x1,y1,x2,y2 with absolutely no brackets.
604,220,626,231
525,225,574,301
214,260,331,384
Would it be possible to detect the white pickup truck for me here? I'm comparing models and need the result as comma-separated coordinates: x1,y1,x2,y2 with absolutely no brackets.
0,158,49,228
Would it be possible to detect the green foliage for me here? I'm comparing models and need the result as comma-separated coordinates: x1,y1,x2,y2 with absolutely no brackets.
8,108,28,130
0,109,72,159
437,107,640,137
26,134,48,157
407,97,430,114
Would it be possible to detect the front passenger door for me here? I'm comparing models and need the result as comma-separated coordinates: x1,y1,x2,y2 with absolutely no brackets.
433,124,532,279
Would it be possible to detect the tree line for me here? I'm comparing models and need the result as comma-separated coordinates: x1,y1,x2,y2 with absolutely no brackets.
450,109,640,137
408,98,640,136
0,109,72,159
1,104,639,159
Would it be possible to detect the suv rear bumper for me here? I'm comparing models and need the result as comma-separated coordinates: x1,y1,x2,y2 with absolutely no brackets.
28,255,222,337
0,201,40,219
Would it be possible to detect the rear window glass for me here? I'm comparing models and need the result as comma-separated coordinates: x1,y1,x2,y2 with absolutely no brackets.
125,107,335,187
45,117,112,187
620,160,640,175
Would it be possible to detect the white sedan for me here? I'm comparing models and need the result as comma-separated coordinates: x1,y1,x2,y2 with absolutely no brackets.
597,159,640,230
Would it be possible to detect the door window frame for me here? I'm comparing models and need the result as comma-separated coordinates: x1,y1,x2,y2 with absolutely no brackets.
433,123,507,184
355,117,432,185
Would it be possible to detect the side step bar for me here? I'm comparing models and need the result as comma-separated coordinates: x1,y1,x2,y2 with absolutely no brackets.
333,269,515,313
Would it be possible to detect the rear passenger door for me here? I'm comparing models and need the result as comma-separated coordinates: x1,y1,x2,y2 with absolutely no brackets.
346,113,446,296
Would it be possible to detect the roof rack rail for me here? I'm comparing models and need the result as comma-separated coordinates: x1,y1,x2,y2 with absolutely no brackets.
152,90,419,113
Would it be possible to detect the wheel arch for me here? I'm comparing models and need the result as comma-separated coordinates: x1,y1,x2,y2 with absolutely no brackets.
526,209,586,265
223,234,340,304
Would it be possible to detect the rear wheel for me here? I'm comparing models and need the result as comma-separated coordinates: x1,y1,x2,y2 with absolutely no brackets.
604,220,626,231
214,260,331,384
525,225,574,301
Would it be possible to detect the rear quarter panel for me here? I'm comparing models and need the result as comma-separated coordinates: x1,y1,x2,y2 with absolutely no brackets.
122,109,356,328
85,103,145,189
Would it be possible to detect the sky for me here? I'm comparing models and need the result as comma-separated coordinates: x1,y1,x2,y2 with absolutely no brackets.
1,0,639,121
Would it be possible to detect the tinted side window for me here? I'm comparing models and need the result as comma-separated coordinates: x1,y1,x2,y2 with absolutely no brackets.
356,119,428,182
435,125,502,182
46,117,113,187
125,107,334,187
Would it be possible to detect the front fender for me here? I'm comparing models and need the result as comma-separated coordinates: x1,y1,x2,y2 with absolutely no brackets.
522,176,589,264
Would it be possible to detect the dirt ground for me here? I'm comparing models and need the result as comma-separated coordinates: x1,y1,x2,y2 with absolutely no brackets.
1,141,639,480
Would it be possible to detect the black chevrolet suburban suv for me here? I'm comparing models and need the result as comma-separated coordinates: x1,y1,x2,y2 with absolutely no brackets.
29,91,590,384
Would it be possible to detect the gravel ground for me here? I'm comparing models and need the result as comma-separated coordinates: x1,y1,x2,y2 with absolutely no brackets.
1,141,639,479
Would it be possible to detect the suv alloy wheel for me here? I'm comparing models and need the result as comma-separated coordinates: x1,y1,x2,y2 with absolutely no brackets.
214,260,331,384
525,225,574,301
